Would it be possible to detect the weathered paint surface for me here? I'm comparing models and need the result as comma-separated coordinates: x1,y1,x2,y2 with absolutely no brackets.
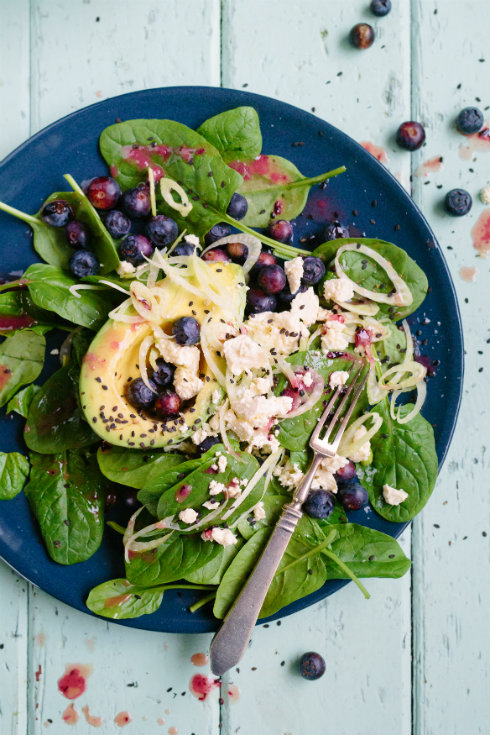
0,1,488,734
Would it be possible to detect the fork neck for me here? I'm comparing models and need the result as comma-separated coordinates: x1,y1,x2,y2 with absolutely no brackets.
292,453,324,507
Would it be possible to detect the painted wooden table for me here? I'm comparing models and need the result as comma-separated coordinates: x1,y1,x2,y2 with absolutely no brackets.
0,1,489,733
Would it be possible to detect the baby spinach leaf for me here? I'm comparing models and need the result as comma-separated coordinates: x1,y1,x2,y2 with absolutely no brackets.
99,118,243,236
362,402,438,522
24,364,97,454
277,349,366,451
23,264,118,329
0,330,45,407
322,523,411,578
7,384,40,418
376,321,408,365
184,540,242,585
313,237,428,320
0,291,59,336
197,106,262,161
231,156,345,228
125,532,221,587
24,451,105,564
97,446,187,490
0,451,30,500
86,578,164,619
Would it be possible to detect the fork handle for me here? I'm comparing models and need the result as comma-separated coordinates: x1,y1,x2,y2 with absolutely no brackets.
210,502,303,676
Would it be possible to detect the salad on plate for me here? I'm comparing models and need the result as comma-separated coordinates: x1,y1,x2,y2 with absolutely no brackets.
0,105,437,622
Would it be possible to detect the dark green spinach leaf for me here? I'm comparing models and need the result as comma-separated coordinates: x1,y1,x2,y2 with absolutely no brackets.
323,523,411,578
24,451,105,564
362,402,438,522
0,451,30,500
86,578,164,619
184,540,242,585
7,384,41,418
197,106,262,161
0,330,45,407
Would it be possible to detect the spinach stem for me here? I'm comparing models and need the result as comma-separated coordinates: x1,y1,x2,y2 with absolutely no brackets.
189,591,217,613
284,165,347,191
219,211,310,258
0,200,39,226
279,529,338,574
322,549,371,599
107,520,126,535
0,278,28,293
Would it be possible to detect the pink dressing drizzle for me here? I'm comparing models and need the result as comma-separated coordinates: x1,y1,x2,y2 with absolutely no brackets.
472,210,490,257
414,155,444,177
228,155,292,183
360,141,388,164
81,705,102,728
62,703,79,726
114,711,132,727
458,125,490,159
57,664,93,699
189,674,220,701
459,266,477,282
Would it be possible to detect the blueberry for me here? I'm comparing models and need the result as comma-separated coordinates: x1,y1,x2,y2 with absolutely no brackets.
150,358,175,388
302,256,326,285
324,220,349,241
456,107,484,135
227,241,248,262
335,460,356,481
303,489,335,519
299,652,326,680
86,176,121,210
202,248,230,263
246,287,277,314
121,186,151,218
396,121,426,151
277,283,307,307
349,23,375,49
172,316,200,345
197,436,221,454
445,188,472,216
172,242,196,256
257,264,287,294
65,220,89,249
118,234,154,265
226,193,248,220
204,222,232,246
41,199,73,227
154,390,181,418
337,480,369,511
267,220,293,244
370,0,391,16
250,250,278,280
146,215,179,247
69,249,100,278
126,377,157,411
104,209,131,238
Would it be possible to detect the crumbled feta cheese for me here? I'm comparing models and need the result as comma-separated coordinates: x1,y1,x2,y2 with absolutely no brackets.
290,287,320,327
117,260,136,277
323,278,355,303
348,426,371,463
203,500,220,510
321,320,349,352
217,455,228,473
174,367,203,400
207,527,238,547
211,389,221,404
223,334,270,375
284,257,304,295
317,307,333,322
303,371,313,388
191,425,214,445
224,409,255,442
313,467,338,492
247,431,280,455
383,484,409,506
479,186,490,205
253,501,266,521
245,311,308,355
50,348,59,356
226,480,242,499
209,480,227,496
179,508,198,524
183,234,200,247
273,461,304,489
232,394,293,428
248,375,273,396
319,454,349,475
329,370,350,388
158,339,200,373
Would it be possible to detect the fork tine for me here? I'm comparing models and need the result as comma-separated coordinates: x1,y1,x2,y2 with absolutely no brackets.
322,363,364,442
309,363,357,444
329,368,369,451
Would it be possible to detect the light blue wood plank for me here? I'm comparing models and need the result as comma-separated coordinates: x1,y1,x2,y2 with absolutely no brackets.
411,1,490,734
0,0,30,160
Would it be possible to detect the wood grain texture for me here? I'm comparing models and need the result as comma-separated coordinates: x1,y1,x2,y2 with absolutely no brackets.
0,0,489,733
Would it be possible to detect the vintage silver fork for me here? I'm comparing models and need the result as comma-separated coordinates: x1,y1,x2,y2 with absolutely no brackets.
210,362,368,676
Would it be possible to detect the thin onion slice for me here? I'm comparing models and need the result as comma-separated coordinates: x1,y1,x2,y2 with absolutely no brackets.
378,360,426,390
222,449,282,521
336,299,380,316
338,412,383,457
396,380,427,424
138,335,157,393
148,166,157,217
200,329,227,387
130,281,160,323
108,297,144,324
200,233,261,274
335,243,413,307
274,355,298,386
69,283,108,298
285,369,325,419
160,177,192,217
218,399,240,459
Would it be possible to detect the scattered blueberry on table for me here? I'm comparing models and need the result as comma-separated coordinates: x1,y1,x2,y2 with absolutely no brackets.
456,106,484,134
299,652,326,680
349,23,375,50
396,121,426,150
445,188,472,216
370,0,392,16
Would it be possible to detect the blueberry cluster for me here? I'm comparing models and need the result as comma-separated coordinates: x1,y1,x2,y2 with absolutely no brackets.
302,461,369,519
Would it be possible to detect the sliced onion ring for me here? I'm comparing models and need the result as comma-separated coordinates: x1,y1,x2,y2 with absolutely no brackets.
201,233,262,275
159,177,192,217
335,243,413,307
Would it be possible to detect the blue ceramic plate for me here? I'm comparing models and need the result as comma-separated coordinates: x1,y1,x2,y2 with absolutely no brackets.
0,87,463,633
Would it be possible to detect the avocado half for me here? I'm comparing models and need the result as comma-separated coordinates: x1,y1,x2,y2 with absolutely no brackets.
79,262,246,449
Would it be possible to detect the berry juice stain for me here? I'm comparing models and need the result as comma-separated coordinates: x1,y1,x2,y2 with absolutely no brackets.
62,703,79,726
360,141,388,164
190,652,208,667
57,664,93,699
227,683,240,702
458,124,490,159
459,266,477,282
114,711,132,727
189,674,220,701
472,209,490,256
82,705,102,728
414,155,444,177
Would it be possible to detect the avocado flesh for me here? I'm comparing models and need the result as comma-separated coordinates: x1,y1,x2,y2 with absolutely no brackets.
79,262,246,449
